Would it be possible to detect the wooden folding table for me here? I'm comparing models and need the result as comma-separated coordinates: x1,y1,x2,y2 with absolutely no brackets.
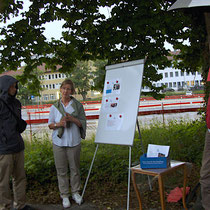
131,160,188,210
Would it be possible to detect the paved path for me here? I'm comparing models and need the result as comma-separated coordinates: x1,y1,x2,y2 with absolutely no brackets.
26,202,126,210
28,203,99,210
11,202,100,210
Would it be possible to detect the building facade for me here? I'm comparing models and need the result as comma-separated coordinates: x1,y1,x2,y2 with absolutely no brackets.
0,61,204,102
142,66,203,92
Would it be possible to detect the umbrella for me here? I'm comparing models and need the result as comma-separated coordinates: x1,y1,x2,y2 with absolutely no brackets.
168,0,210,11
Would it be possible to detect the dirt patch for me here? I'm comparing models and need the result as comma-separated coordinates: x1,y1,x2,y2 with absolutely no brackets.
26,164,200,210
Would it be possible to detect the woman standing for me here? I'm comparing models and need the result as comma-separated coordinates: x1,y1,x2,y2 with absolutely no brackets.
48,79,86,208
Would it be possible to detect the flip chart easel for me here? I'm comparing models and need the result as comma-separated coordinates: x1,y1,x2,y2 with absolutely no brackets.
82,59,144,209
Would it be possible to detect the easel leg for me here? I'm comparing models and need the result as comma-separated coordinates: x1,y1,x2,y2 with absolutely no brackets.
81,144,99,200
127,146,132,210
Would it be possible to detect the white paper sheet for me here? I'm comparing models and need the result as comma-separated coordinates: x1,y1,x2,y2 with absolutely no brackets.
105,113,123,130
102,96,120,112
147,144,170,157
104,79,121,95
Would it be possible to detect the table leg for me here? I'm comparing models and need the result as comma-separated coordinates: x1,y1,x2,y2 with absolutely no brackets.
182,164,188,210
131,171,143,210
158,175,166,210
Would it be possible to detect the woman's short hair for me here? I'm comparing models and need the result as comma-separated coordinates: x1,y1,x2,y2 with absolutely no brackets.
60,79,76,94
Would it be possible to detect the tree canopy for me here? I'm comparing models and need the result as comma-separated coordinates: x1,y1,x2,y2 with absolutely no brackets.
0,0,208,98
67,60,94,101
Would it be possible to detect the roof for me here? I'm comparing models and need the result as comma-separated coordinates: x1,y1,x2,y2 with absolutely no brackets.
0,69,23,77
168,0,210,11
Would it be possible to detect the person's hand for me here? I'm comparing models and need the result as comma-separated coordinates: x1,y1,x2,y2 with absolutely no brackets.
65,113,74,122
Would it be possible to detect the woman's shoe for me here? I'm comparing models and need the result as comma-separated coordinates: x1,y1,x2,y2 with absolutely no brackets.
62,197,71,208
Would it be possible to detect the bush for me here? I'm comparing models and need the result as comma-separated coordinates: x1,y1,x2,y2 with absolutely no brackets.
24,119,206,188
139,119,206,165
24,134,56,186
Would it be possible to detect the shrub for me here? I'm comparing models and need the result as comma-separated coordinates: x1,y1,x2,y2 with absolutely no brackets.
24,119,206,188
24,134,56,185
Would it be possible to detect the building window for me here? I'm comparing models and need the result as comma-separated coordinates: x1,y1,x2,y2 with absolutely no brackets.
165,83,168,87
191,81,194,86
49,84,52,89
52,74,54,79
55,74,58,79
178,82,181,87
43,94,49,101
50,94,56,100
48,75,51,79
46,85,48,89
173,82,176,87
169,82,172,87
53,84,55,89
181,72,184,76
175,71,179,77
170,72,173,77
59,74,61,78
165,72,168,78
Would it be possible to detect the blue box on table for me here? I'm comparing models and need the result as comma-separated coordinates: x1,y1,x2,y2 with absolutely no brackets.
140,153,170,169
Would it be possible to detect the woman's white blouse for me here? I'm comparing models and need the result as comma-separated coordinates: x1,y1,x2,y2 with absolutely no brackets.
48,100,81,147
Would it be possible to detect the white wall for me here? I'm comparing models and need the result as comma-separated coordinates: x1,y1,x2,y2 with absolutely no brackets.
142,67,203,92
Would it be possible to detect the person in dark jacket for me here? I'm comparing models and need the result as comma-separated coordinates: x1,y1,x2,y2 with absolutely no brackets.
0,75,30,210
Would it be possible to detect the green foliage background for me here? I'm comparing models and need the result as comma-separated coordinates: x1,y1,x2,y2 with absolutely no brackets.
24,119,206,189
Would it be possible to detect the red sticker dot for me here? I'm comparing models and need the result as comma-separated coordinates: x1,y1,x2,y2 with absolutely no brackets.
119,115,122,118
116,81,118,83
107,82,109,84
109,114,112,117
116,97,118,100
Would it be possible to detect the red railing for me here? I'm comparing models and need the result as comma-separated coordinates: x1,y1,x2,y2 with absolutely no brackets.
22,94,205,110
26,100,204,125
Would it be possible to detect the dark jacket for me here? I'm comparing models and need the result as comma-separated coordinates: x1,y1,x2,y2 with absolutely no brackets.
0,75,25,154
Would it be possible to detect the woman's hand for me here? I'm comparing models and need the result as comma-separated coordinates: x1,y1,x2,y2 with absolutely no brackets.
59,117,67,127
65,113,74,122
65,113,82,127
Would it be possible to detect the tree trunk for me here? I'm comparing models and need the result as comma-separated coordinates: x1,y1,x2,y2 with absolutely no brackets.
82,93,87,101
